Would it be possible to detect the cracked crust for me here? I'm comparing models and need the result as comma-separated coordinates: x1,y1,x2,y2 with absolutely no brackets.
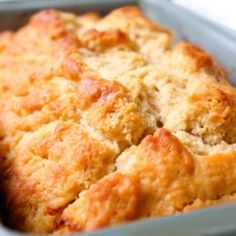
0,6,236,234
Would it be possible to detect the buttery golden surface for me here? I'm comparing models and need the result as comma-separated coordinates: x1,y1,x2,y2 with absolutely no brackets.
0,7,236,234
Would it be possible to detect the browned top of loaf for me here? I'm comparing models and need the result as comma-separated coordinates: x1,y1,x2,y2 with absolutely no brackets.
0,6,236,234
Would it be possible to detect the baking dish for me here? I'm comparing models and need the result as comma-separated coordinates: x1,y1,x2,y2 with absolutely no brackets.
0,0,236,235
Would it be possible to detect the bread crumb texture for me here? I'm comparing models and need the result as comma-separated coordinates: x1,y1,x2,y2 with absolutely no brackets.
0,7,236,234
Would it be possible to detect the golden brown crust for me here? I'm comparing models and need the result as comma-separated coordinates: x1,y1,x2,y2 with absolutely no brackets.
4,122,118,232
61,129,236,232
0,6,236,234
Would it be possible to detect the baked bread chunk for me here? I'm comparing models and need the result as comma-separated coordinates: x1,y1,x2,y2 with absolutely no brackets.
0,7,236,234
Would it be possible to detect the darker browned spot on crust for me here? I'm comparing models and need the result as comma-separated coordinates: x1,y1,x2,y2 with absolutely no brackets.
76,77,122,109
176,42,214,72
81,28,131,51
30,10,67,39
61,55,85,81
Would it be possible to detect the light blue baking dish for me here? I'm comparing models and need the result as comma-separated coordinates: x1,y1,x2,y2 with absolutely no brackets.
0,0,236,235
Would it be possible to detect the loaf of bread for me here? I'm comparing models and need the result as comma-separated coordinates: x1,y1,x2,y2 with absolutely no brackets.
0,7,236,234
